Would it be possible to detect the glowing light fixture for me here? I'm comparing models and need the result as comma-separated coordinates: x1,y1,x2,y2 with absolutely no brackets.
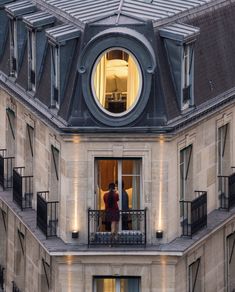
156,230,163,239
71,230,79,239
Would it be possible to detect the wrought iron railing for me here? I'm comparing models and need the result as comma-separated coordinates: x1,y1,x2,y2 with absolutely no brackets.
37,191,59,238
0,265,4,291
0,149,14,190
218,169,235,210
12,281,21,292
13,167,33,210
180,191,207,237
88,209,147,246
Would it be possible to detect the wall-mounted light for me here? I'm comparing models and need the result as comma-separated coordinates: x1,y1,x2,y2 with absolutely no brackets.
72,230,79,239
156,230,163,239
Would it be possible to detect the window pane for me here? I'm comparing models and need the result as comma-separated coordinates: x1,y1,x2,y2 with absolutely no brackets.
92,49,142,115
96,278,115,292
120,278,140,292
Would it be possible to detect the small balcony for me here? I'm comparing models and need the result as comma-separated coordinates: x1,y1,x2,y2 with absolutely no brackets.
12,281,21,292
88,209,147,246
37,191,59,238
218,169,235,210
0,149,14,190
180,191,207,237
0,265,4,292
13,167,33,210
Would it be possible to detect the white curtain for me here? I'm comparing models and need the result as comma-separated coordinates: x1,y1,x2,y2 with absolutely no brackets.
94,55,106,107
127,56,139,108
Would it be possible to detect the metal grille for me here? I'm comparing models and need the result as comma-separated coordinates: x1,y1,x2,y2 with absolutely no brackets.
37,191,59,238
0,149,15,190
88,209,147,246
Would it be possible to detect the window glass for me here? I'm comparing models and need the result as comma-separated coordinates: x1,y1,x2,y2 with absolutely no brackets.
94,277,140,292
92,49,142,115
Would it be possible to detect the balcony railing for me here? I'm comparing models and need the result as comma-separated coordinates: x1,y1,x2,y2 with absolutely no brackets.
37,191,59,238
88,209,147,246
13,167,33,210
12,281,21,292
0,265,4,291
218,170,235,210
0,149,14,190
180,191,207,237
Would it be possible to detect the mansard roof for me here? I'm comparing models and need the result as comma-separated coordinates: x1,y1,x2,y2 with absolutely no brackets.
40,0,216,25
0,0,235,133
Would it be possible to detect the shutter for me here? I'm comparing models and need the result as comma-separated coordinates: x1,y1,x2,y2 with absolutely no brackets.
1,209,7,232
185,145,192,180
17,230,25,255
6,109,15,140
51,146,59,181
189,258,201,292
27,124,34,157
42,258,50,289
229,238,235,264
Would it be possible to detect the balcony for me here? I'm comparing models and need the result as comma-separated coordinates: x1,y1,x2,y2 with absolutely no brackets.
180,191,207,237
0,149,14,190
218,169,235,210
88,209,147,246
12,281,21,292
0,265,4,292
37,191,59,238
13,167,33,210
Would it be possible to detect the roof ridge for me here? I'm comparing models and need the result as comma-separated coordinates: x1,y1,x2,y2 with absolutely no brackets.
116,0,125,24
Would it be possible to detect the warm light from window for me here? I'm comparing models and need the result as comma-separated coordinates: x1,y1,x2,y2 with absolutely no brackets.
92,48,142,115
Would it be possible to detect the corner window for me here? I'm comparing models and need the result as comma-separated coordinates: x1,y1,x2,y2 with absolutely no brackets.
92,48,142,116
93,277,140,292
28,30,36,91
50,45,60,109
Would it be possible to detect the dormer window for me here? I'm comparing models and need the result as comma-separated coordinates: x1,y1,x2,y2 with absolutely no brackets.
51,45,60,108
5,1,36,78
160,23,200,111
23,11,55,93
46,24,80,109
91,48,142,115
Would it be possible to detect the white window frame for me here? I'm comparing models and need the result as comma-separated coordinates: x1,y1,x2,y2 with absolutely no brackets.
9,19,18,77
181,44,194,110
50,45,60,109
28,29,36,91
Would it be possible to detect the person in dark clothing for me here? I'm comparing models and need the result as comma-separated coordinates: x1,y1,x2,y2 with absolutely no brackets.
121,182,129,230
103,182,120,234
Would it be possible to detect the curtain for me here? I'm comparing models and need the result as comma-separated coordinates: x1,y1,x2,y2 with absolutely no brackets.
127,56,140,109
94,55,106,107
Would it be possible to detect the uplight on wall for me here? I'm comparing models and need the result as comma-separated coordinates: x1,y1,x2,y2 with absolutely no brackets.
71,230,79,239
156,230,163,239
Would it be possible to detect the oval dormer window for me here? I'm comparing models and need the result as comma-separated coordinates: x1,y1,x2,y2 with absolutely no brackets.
91,48,142,116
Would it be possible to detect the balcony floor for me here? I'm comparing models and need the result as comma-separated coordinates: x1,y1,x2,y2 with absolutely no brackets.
1,188,235,256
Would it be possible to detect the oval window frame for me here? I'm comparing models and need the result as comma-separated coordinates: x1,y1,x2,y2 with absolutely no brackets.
79,28,156,127
91,47,143,117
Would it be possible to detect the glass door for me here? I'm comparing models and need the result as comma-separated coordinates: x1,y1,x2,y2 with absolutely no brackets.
95,159,141,231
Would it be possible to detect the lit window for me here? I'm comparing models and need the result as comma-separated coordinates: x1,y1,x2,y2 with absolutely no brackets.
28,30,36,91
92,49,142,115
50,45,60,108
94,277,140,292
